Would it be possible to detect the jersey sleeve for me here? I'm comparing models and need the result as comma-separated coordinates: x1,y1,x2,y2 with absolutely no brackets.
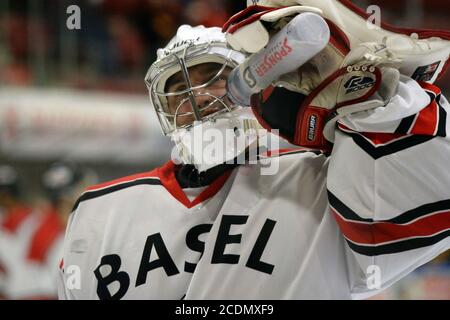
327,76,450,299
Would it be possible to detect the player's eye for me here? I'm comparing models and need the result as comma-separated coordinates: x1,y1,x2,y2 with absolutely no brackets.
171,83,188,92
208,76,226,88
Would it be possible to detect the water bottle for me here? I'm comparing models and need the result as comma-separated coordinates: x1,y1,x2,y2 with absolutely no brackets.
227,12,330,107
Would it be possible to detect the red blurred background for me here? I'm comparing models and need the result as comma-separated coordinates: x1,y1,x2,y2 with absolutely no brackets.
0,0,448,93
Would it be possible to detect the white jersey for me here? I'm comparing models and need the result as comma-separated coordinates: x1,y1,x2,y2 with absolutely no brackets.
58,77,450,299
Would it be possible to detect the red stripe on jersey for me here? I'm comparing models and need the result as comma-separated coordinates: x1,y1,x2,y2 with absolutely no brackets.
27,210,63,263
59,258,64,270
1,206,32,233
158,161,233,209
86,169,159,192
410,101,439,136
157,161,188,207
419,81,442,96
332,208,450,245
338,123,408,145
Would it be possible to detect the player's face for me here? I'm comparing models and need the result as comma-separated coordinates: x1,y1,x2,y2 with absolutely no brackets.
165,63,231,128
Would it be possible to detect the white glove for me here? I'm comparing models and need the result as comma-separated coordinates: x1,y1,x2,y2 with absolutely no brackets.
223,5,322,53
226,1,402,151
321,67,401,143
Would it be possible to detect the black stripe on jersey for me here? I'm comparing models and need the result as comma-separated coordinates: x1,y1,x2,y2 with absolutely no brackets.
394,113,417,134
437,100,447,137
328,190,450,225
425,90,437,103
345,229,450,256
328,191,373,223
425,90,447,137
71,178,162,212
341,129,434,159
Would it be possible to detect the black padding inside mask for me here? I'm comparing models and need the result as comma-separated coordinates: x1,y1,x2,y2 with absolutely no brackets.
260,87,307,141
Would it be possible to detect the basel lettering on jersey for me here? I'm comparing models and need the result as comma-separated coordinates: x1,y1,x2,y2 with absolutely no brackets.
94,215,276,300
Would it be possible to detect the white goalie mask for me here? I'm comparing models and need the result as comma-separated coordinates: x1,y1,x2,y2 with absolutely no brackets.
145,25,263,172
